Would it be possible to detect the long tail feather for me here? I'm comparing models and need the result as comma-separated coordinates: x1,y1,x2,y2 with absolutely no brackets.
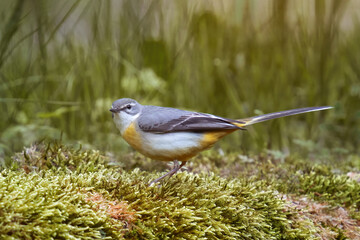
233,106,332,127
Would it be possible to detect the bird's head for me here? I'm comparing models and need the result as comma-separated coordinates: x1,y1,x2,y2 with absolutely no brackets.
110,98,142,134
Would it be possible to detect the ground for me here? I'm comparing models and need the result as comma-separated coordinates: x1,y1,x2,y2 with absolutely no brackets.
0,142,359,239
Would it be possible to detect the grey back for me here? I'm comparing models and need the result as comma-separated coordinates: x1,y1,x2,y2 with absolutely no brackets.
138,105,242,133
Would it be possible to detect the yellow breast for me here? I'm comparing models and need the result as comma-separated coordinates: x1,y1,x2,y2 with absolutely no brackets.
122,122,143,151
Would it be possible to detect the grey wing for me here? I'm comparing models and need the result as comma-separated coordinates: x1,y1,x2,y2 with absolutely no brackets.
138,106,245,133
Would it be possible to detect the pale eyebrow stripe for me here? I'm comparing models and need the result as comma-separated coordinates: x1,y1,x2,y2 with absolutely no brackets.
119,102,136,109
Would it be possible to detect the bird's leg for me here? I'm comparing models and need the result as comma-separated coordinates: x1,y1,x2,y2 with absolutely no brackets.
148,160,186,186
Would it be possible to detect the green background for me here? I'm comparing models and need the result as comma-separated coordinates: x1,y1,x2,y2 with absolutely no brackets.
1,0,359,160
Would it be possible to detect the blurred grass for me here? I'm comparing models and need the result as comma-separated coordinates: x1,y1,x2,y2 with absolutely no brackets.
0,0,359,159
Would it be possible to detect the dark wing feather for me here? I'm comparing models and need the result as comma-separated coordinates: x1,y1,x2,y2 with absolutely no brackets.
138,105,244,133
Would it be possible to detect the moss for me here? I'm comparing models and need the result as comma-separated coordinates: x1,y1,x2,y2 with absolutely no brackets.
298,173,360,216
11,142,115,173
1,142,359,239
0,170,125,239
113,173,318,239
188,150,360,208
0,169,317,239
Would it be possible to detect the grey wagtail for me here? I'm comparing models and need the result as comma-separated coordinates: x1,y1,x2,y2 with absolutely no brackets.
110,98,331,185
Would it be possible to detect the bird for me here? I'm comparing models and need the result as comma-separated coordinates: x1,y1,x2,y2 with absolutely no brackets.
110,98,332,185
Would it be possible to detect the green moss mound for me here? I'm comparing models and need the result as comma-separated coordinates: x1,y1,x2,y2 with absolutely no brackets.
190,151,360,212
0,143,320,239
0,143,359,239
0,170,124,239
0,169,316,240
114,172,317,239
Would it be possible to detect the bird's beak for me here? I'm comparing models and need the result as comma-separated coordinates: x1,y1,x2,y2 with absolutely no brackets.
109,108,117,113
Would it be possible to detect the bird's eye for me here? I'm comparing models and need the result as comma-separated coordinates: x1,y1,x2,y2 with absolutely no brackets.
126,105,132,110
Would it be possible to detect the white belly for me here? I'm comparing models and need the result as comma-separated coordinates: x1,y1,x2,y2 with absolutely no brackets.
139,131,205,161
